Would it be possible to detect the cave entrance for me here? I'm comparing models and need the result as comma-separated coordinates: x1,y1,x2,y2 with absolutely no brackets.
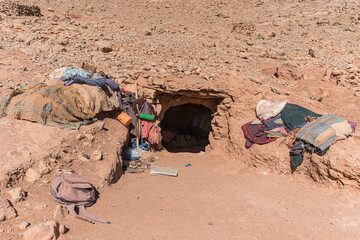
161,103,213,153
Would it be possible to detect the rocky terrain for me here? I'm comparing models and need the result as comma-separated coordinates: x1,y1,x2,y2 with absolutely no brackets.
0,0,360,239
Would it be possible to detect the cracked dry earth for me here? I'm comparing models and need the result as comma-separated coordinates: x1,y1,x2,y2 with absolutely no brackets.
1,0,360,239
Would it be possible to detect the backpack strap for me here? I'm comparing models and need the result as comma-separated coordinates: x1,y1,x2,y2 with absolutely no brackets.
78,205,111,224
66,204,95,224
66,204,111,224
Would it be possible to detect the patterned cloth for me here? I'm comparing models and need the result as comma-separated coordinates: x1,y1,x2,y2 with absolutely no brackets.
241,122,277,148
0,82,119,129
61,67,101,80
262,114,286,132
296,114,345,151
281,128,301,148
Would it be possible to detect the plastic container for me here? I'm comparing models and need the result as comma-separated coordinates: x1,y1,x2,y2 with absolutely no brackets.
121,147,143,160
139,113,155,121
117,112,132,127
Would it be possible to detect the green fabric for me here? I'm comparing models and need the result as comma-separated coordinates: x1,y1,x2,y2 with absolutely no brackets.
291,152,304,170
315,146,330,156
280,103,322,132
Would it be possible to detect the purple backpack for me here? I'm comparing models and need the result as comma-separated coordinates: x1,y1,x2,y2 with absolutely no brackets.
50,172,110,224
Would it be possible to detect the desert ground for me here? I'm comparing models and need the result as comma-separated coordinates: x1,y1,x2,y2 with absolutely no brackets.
0,0,360,239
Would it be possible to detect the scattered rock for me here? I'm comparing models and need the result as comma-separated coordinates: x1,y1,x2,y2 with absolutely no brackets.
7,187,26,202
38,161,51,176
144,30,152,36
25,168,40,183
53,205,66,220
0,2,42,17
59,224,67,234
76,134,85,141
95,121,105,130
19,221,30,230
276,62,303,81
270,86,281,94
24,220,61,240
308,48,315,58
248,78,262,85
0,196,17,222
91,149,103,161
331,68,341,76
95,41,112,53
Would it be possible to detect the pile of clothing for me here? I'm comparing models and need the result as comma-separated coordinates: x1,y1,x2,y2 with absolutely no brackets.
242,100,357,170
56,67,161,152
122,96,161,156
0,66,122,129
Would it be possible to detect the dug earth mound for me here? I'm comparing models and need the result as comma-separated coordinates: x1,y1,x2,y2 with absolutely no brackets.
0,67,359,193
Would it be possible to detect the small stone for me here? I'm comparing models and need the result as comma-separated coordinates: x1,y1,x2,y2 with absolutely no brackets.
331,69,341,76
346,74,356,80
270,86,281,94
76,134,85,141
238,52,248,59
38,161,51,176
0,211,5,221
0,196,10,208
24,223,59,240
246,41,254,46
276,62,303,81
144,30,152,36
308,48,315,58
0,202,17,222
19,221,30,230
248,78,262,85
91,149,103,161
8,187,26,203
95,41,112,53
25,168,40,183
59,224,66,234
347,66,358,73
95,121,105,130
53,205,66,220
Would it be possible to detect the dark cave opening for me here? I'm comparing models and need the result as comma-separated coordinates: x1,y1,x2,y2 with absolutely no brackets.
161,103,213,153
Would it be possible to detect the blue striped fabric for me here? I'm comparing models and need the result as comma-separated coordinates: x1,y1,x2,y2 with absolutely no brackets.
296,114,345,151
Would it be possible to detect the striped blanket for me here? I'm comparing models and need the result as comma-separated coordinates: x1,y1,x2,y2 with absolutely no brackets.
296,114,346,151
0,82,119,129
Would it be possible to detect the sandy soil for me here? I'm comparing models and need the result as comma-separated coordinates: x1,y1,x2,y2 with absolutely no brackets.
4,151,360,240
0,0,360,239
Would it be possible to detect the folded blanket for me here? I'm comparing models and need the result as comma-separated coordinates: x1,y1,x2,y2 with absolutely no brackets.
296,114,346,151
241,122,277,148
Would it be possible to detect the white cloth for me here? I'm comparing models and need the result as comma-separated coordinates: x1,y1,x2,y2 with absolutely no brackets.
256,100,288,120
